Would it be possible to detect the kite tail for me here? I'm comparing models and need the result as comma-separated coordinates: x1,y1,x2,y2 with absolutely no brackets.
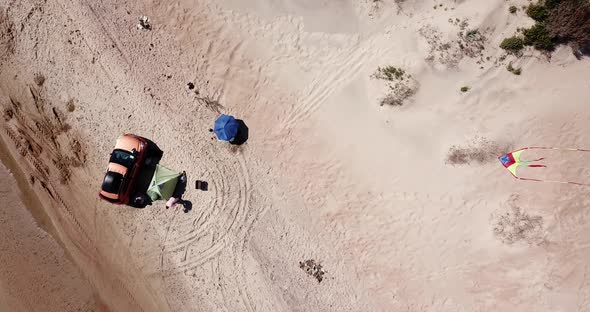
502,147,590,186
521,157,545,163
528,164,546,168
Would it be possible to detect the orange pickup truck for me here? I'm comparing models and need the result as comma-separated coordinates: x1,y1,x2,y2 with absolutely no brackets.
99,134,149,205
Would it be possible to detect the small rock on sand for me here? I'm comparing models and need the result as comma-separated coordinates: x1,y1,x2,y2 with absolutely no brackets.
137,16,151,30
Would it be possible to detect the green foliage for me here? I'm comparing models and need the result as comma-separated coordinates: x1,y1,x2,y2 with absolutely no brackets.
373,66,406,81
509,5,518,14
460,86,470,92
526,3,548,21
523,23,555,51
500,36,525,53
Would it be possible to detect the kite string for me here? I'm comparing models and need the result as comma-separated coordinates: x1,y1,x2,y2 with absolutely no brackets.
516,176,590,186
524,146,590,152
510,147,590,186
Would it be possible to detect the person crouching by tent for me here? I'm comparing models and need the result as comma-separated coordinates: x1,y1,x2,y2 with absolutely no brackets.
166,171,188,211
147,165,189,212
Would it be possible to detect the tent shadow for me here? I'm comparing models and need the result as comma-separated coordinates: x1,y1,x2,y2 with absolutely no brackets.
230,119,249,146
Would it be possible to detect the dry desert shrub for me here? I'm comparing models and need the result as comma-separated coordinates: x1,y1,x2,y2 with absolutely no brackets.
299,259,326,283
420,22,488,68
379,83,419,106
445,137,512,165
420,25,463,68
458,29,487,58
492,196,545,245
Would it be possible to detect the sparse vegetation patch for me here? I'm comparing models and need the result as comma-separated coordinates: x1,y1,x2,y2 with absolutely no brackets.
458,29,487,58
492,195,545,245
421,24,486,68
445,137,512,165
372,66,406,81
372,66,419,106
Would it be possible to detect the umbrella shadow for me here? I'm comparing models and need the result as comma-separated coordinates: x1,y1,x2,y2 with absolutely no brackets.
230,119,249,146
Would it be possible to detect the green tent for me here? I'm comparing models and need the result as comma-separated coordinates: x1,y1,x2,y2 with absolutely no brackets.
146,164,182,201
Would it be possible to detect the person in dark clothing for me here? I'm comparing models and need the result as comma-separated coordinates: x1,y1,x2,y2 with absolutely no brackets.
165,171,189,212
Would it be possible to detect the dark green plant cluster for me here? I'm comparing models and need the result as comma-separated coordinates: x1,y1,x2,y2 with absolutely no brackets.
523,2,555,50
500,36,525,53
522,23,555,51
509,5,518,14
373,66,407,81
526,3,548,21
500,1,558,53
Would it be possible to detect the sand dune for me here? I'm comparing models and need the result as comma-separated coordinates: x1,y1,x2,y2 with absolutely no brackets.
1,0,590,311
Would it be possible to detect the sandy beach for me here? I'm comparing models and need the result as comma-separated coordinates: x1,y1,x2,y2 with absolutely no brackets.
1,0,590,311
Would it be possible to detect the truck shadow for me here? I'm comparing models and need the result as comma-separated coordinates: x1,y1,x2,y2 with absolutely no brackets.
128,138,163,208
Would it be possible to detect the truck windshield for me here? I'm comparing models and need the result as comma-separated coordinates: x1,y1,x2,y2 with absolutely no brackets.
109,149,137,168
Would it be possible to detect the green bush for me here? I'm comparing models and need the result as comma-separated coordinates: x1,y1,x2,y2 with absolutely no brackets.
509,5,518,14
500,36,525,53
526,3,548,21
523,23,555,51
374,66,406,81
460,86,470,92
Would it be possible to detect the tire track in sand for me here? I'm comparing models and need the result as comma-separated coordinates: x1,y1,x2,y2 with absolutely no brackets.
150,147,254,277
173,153,252,274
281,44,368,130
214,189,268,312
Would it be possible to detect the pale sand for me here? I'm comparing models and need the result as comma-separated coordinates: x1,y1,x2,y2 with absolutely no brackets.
0,160,98,311
1,0,590,311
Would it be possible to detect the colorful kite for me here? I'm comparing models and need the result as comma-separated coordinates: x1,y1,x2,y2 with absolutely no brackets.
499,147,590,186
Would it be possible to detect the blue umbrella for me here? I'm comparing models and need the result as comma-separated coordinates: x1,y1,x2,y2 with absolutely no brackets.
214,114,239,141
